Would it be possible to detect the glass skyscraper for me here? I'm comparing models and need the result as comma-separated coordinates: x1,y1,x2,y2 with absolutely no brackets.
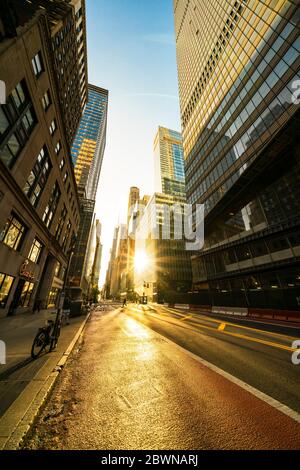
154,126,186,199
68,84,108,298
174,1,300,316
72,84,108,199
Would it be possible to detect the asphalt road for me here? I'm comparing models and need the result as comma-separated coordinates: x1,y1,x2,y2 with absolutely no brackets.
23,305,300,450
127,304,300,414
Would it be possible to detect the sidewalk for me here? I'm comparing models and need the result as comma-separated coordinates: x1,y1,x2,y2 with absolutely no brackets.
0,309,89,449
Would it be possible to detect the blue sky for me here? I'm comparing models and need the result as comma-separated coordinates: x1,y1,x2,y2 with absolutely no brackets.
85,0,181,286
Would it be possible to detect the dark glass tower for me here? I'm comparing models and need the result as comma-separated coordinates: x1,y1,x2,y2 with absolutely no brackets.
174,0,300,316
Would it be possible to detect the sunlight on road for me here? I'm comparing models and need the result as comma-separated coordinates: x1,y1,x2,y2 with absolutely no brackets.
124,317,150,339
123,316,156,361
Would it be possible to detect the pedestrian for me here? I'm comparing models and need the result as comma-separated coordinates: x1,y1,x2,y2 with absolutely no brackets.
123,297,127,307
33,298,41,314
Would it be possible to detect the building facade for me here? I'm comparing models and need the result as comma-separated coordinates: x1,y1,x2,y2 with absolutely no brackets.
104,226,119,299
125,187,140,297
0,0,88,148
134,193,193,303
72,84,108,199
154,126,186,199
0,3,84,317
108,225,128,299
85,218,102,298
174,0,300,314
68,84,108,298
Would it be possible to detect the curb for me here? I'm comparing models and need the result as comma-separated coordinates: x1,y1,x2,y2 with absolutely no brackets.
0,312,91,450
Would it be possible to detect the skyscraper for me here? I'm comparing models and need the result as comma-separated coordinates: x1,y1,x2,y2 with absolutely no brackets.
0,0,88,147
125,187,140,296
72,85,108,199
108,225,128,299
174,1,300,315
154,126,186,199
92,220,103,288
134,192,192,303
0,0,87,316
68,85,108,298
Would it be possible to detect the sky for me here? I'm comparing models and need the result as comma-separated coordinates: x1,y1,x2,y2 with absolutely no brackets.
85,0,181,287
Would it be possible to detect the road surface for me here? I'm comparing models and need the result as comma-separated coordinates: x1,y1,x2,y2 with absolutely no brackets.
23,305,300,450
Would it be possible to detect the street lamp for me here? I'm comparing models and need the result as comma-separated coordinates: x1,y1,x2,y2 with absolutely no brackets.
57,233,77,315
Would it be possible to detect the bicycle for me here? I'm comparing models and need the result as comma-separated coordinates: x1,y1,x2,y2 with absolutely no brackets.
31,309,62,359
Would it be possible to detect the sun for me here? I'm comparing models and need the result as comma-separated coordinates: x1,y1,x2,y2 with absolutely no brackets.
134,251,149,273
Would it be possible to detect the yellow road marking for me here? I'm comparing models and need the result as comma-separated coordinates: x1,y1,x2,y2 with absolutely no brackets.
179,314,194,321
128,308,297,353
160,306,300,342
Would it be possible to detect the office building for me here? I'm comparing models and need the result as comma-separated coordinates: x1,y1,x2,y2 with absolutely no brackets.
67,85,108,298
126,187,140,296
174,0,300,314
108,225,128,299
134,193,192,303
72,84,108,199
86,219,102,297
154,126,186,199
104,226,119,299
0,0,88,147
0,1,85,316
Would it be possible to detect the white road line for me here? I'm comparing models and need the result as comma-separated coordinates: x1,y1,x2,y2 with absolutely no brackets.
137,317,300,424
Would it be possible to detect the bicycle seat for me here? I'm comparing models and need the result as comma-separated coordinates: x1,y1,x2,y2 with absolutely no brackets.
47,319,54,325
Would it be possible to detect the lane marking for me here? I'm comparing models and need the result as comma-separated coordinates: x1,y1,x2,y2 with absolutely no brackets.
136,308,297,352
157,306,300,343
130,313,300,424
179,314,194,321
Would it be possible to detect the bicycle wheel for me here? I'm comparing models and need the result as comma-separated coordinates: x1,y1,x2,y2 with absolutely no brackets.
31,330,47,359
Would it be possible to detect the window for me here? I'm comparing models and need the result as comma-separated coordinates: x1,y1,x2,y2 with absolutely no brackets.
55,141,61,154
43,181,61,228
0,108,9,135
59,157,65,170
28,238,43,263
42,90,51,110
0,80,36,168
22,108,34,132
54,261,61,278
250,240,269,257
267,237,290,253
23,146,52,207
63,171,68,183
0,214,26,251
0,273,14,308
288,231,300,248
20,281,34,307
1,133,20,166
62,220,71,251
55,205,67,241
32,51,44,77
48,288,59,308
235,244,252,261
49,119,57,136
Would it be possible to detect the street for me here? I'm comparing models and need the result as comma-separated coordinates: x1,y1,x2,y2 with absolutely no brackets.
23,304,300,450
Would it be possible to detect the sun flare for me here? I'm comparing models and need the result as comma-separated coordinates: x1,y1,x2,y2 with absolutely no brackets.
134,251,149,273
